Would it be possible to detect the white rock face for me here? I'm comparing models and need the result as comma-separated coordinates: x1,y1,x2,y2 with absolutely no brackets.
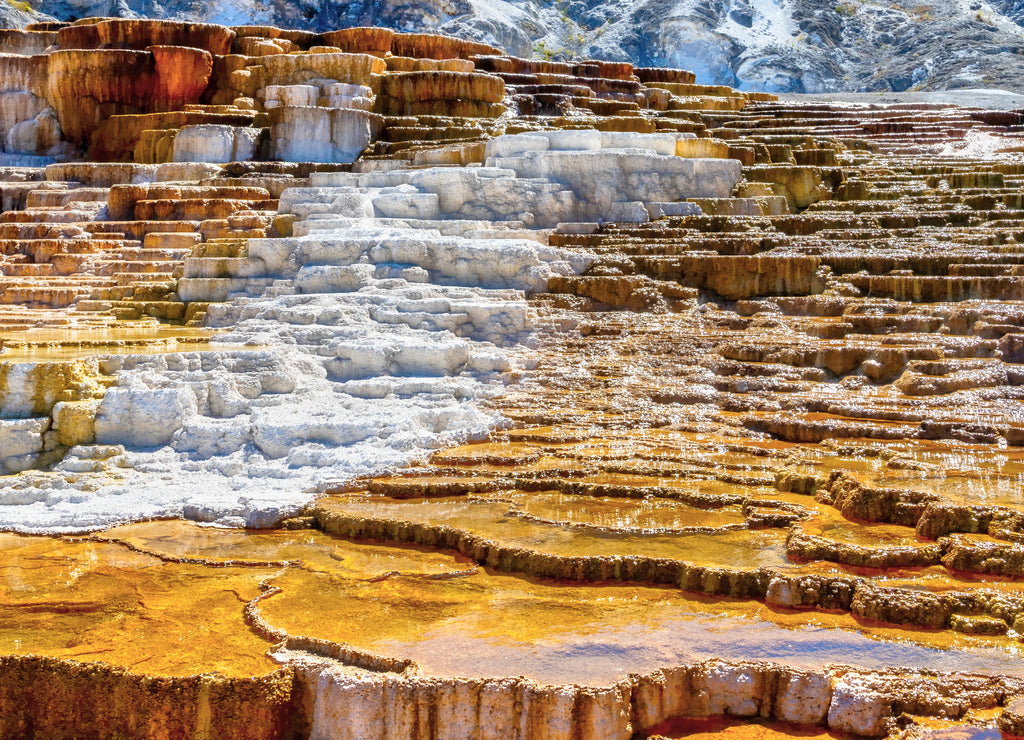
304,665,634,740
95,385,198,448
262,83,319,108
0,417,47,473
697,663,762,717
775,670,832,725
322,82,374,111
172,124,261,163
269,106,382,164
315,130,739,226
0,57,66,157
263,82,374,112
259,59,382,163
4,102,61,155
827,674,894,736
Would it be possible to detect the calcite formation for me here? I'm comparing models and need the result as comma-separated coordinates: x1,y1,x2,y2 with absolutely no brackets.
2,15,1024,740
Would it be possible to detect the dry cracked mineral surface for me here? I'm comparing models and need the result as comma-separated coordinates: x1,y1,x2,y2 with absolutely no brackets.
3,16,1024,740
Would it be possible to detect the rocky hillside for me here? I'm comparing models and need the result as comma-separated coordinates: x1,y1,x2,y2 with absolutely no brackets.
10,0,1024,95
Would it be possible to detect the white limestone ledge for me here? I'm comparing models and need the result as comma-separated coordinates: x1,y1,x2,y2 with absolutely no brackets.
0,216,587,533
300,130,737,226
292,657,982,740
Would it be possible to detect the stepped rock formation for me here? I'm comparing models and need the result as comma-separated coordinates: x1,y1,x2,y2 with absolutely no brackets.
2,16,1024,740
16,0,1024,94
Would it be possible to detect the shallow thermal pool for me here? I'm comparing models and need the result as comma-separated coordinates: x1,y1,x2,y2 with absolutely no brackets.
4,521,1016,685
259,565,1024,685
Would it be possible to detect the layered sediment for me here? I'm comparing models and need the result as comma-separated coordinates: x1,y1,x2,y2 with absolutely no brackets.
1,16,1024,740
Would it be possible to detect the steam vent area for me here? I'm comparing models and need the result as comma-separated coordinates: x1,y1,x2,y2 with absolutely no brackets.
8,15,1024,740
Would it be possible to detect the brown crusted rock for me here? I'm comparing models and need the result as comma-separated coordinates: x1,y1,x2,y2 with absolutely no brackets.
472,54,613,78
385,56,475,73
676,138,731,158
591,60,634,78
941,535,1024,577
314,508,771,594
0,655,298,739
774,468,824,494
259,51,386,87
108,183,270,221
765,574,857,610
231,25,319,49
850,584,950,628
998,333,1024,364
150,46,216,103
547,275,672,312
678,564,768,599
320,27,395,55
868,670,1023,719
366,476,500,498
647,254,822,300
818,471,939,526
47,48,213,145
895,361,1008,396
786,531,943,569
999,697,1024,739
57,19,235,55
0,30,58,55
234,36,290,57
0,53,50,99
635,66,698,84
390,32,504,59
948,613,1010,635
990,512,1024,543
376,71,505,117
747,165,835,209
915,502,998,539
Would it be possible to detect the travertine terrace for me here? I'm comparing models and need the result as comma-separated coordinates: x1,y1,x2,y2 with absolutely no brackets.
1,17,1024,740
